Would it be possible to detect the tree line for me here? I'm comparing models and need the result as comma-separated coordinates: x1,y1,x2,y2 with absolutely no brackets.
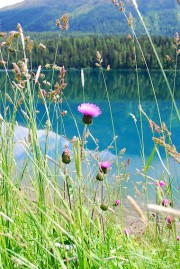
31,35,179,70
1,34,179,70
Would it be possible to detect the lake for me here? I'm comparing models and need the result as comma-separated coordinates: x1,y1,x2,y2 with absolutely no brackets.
0,69,180,203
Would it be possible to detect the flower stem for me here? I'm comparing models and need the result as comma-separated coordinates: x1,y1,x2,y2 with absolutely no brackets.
81,124,88,159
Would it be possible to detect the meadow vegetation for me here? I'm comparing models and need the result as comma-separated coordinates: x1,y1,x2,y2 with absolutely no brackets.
0,1,180,268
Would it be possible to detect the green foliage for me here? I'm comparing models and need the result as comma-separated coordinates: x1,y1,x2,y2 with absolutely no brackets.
0,0,179,35
25,35,180,69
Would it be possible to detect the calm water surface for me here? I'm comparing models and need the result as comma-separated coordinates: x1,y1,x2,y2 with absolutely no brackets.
1,69,180,202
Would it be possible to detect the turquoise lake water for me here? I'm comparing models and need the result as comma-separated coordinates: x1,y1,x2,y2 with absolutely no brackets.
0,69,180,203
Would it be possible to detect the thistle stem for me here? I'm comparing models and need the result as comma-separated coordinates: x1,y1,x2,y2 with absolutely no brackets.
81,124,88,159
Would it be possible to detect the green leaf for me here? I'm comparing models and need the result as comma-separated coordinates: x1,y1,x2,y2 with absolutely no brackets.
144,145,157,173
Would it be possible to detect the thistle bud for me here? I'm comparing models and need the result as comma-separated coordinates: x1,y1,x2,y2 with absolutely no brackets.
100,203,108,211
62,148,71,164
96,171,104,181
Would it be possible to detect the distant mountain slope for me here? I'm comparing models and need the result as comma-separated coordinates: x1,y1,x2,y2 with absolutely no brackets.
0,0,179,35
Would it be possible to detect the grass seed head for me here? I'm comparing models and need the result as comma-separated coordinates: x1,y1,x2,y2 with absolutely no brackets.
26,40,34,52
0,32,6,37
128,13,133,27
58,14,69,31
39,43,46,50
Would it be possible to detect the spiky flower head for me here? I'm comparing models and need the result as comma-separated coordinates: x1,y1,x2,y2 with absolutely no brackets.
99,161,111,174
100,161,111,169
165,215,174,229
78,103,101,125
114,199,120,206
159,180,165,187
162,198,169,207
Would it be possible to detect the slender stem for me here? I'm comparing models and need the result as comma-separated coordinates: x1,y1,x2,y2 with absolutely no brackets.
66,175,72,211
91,183,99,219
101,181,104,203
101,215,106,241
81,124,88,159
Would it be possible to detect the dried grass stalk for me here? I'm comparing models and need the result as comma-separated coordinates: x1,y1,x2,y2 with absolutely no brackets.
148,204,180,217
35,65,41,84
153,137,180,164
54,206,74,225
130,0,138,9
0,212,14,223
127,195,147,224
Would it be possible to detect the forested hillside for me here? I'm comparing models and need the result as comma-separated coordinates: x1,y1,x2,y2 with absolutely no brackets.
0,34,179,69
0,0,179,35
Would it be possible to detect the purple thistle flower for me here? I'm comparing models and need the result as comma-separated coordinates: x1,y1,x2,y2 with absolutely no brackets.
159,180,165,187
165,215,174,229
165,215,174,224
99,161,111,174
100,161,111,169
78,103,101,125
124,228,129,236
177,236,180,241
78,103,101,117
114,199,120,206
162,198,169,207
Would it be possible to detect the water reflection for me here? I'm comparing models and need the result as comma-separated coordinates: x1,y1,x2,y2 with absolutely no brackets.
1,69,179,158
0,69,180,100
0,69,179,202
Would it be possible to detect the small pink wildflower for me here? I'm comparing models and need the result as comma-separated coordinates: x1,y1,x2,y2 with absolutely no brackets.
177,236,180,241
78,103,101,125
124,228,129,236
165,215,174,224
159,180,165,187
162,198,169,207
114,199,120,206
100,161,111,174
100,161,111,169
77,103,101,117
165,215,174,229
